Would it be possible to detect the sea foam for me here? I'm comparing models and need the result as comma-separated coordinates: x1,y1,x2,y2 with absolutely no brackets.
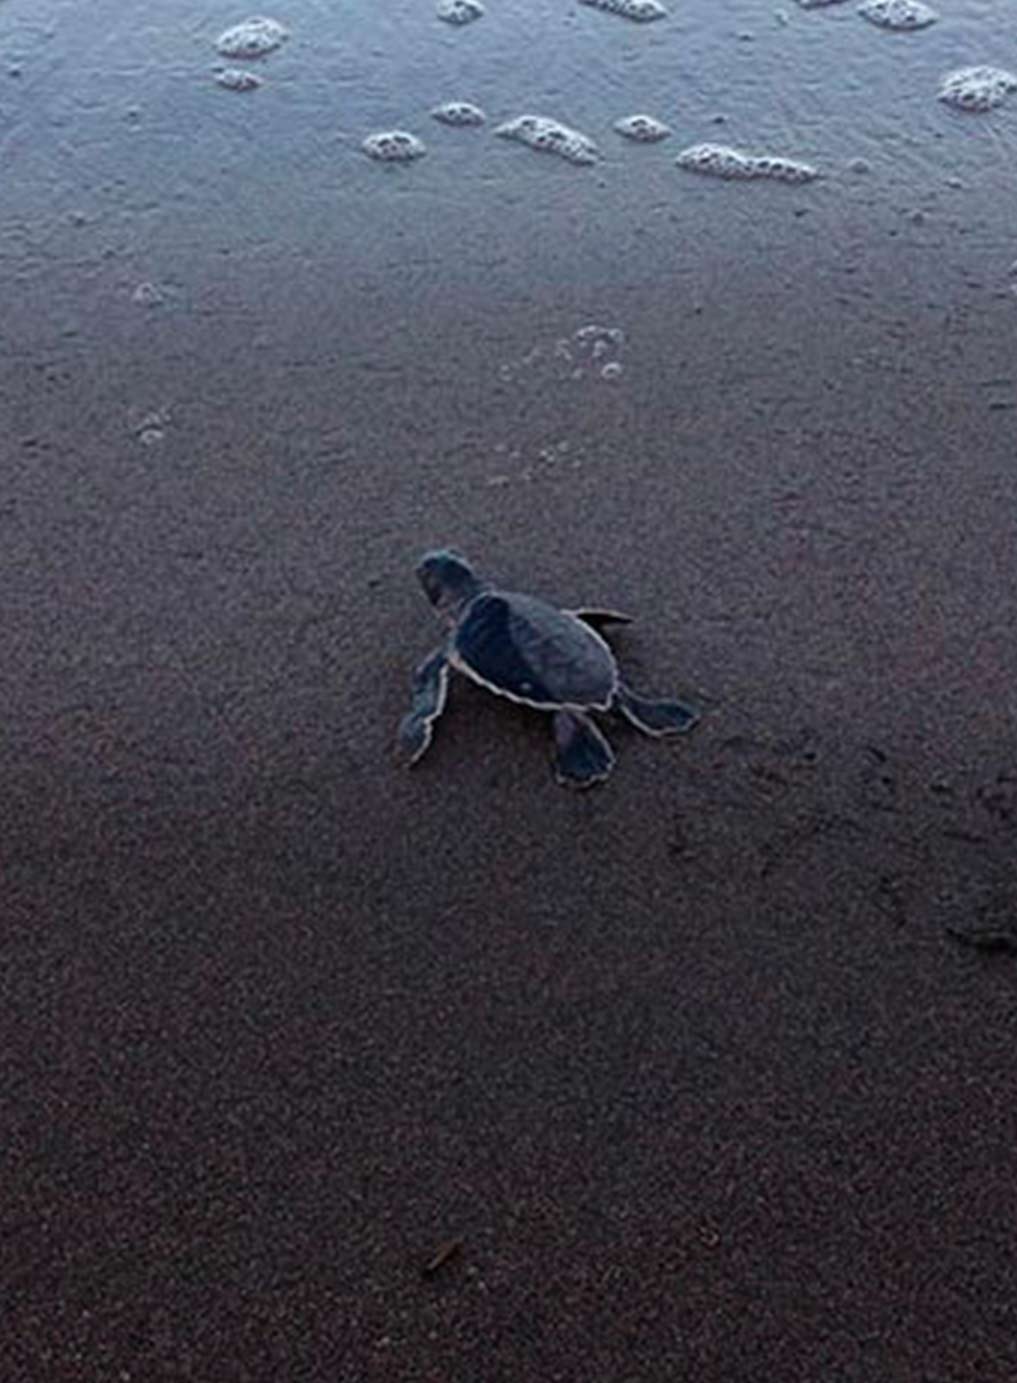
215,17,288,59
614,114,672,143
495,116,599,166
437,0,484,24
676,143,818,183
938,66,1017,112
577,0,667,22
431,101,486,127
362,131,427,162
858,0,936,30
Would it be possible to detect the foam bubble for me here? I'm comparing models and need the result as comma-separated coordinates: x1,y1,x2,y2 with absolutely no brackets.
362,130,427,162
613,113,672,142
214,67,263,91
675,142,819,182
132,281,167,307
578,0,667,19
858,0,936,29
215,17,288,59
436,0,484,24
938,66,1017,113
430,100,486,127
572,325,626,378
498,325,625,387
129,406,171,447
576,324,625,353
495,115,598,166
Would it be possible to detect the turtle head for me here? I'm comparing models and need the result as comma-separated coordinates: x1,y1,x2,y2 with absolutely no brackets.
416,549,485,619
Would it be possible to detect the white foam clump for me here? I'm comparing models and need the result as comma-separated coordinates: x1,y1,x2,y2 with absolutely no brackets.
858,0,936,29
437,0,484,23
431,101,486,127
578,0,667,19
938,66,1017,112
495,115,599,166
215,17,288,58
614,113,671,142
676,142,819,182
362,130,427,162
214,67,263,91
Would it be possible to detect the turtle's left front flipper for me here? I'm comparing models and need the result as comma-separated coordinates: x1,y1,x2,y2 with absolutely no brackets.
397,645,450,765
614,684,699,737
552,710,615,788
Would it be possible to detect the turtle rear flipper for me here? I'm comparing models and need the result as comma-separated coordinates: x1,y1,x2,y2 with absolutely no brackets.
615,684,699,737
398,645,450,764
569,607,634,631
552,710,615,788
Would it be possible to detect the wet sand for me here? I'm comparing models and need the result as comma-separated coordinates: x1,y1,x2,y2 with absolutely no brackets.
4,0,1017,1378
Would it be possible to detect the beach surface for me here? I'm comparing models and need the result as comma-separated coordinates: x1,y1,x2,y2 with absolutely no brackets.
3,1,1017,1377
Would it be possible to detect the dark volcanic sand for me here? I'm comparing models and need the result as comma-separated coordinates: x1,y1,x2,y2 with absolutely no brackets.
3,0,1017,1379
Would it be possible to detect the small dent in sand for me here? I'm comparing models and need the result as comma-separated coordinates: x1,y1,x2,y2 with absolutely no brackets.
495,115,598,166
676,142,819,182
938,66,1017,112
858,0,936,29
362,130,427,162
431,100,486,127
614,113,672,142
215,17,288,59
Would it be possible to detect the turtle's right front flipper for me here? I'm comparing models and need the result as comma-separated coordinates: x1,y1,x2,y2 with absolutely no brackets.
568,607,634,632
397,645,450,765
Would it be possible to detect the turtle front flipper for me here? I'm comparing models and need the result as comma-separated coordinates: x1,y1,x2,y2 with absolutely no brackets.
397,645,451,765
552,710,615,788
568,607,635,631
614,684,699,737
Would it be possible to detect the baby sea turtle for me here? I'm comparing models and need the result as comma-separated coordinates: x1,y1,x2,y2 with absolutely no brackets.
398,549,699,788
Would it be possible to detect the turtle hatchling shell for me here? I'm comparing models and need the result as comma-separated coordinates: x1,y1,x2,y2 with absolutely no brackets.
453,592,617,708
